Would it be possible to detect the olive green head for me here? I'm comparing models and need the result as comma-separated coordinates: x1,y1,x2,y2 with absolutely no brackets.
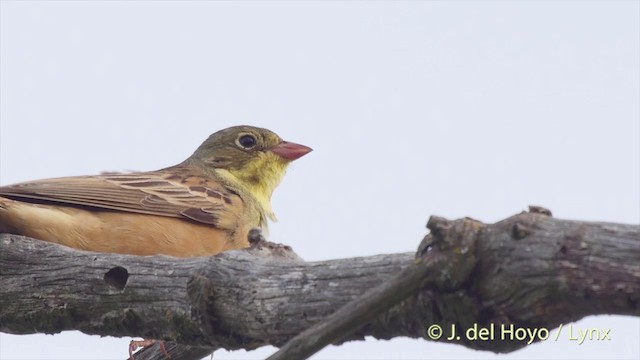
191,125,287,169
189,125,312,219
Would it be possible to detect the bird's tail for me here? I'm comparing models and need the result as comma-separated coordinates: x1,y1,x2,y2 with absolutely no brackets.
0,197,35,236
0,196,11,210
0,196,8,207
0,197,17,233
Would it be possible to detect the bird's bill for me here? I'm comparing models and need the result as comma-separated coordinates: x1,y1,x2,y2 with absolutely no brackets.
270,141,313,161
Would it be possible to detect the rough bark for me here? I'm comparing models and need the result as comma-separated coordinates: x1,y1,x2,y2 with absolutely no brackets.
0,209,638,360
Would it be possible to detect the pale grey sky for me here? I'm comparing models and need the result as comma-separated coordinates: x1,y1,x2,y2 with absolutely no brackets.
1,1,638,359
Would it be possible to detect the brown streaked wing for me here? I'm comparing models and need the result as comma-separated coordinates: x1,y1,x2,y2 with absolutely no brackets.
0,170,241,229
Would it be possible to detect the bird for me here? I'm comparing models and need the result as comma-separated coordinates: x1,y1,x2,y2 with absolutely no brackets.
0,125,312,257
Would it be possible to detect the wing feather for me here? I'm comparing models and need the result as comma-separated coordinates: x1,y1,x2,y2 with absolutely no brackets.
0,168,242,229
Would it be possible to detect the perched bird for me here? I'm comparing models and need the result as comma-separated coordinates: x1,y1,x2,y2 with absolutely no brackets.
0,125,311,257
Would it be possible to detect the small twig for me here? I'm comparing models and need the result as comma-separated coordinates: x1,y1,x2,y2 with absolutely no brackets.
266,257,434,360
268,216,481,360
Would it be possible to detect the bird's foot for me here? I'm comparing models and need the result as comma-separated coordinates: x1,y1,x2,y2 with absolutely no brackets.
246,228,303,261
247,227,268,246
248,228,292,251
129,339,168,360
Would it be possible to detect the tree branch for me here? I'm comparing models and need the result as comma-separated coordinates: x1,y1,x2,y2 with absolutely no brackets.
267,214,480,360
1,209,638,360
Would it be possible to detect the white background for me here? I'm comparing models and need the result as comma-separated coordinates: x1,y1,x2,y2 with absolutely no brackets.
1,1,638,359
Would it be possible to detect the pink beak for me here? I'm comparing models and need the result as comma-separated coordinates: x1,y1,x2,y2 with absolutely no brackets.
270,141,313,161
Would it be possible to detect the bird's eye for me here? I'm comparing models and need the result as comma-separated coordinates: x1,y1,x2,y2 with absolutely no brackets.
236,134,258,150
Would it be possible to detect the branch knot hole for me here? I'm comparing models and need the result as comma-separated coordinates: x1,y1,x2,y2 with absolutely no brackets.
511,223,531,240
104,266,129,290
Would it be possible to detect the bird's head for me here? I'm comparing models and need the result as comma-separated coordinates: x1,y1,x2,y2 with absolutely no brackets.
189,125,312,218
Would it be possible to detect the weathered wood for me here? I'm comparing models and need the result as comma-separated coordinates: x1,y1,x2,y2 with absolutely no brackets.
268,214,481,360
0,234,412,350
0,210,638,360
